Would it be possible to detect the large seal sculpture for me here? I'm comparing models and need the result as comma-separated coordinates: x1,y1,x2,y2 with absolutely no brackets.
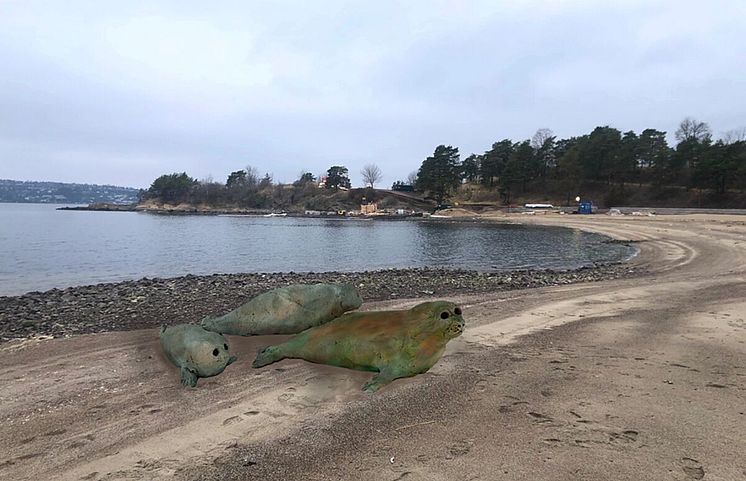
201,283,363,336
252,301,464,393
160,324,237,387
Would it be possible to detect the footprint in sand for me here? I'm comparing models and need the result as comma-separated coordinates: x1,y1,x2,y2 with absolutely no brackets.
68,434,95,449
278,393,294,402
223,415,243,426
705,382,728,388
15,452,43,461
446,440,473,458
415,454,430,463
609,430,639,444
527,412,553,424
681,457,705,479
130,403,155,414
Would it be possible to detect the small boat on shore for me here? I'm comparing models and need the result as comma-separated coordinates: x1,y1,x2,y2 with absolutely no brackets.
263,212,288,217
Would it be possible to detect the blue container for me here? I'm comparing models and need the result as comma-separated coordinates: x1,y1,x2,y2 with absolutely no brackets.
578,201,593,214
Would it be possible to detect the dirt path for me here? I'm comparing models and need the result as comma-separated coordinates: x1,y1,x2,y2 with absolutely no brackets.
1,214,745,480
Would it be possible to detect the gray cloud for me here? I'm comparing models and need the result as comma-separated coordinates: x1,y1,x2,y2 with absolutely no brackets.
1,0,745,188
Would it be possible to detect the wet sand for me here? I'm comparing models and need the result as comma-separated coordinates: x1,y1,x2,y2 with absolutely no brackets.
1,213,745,480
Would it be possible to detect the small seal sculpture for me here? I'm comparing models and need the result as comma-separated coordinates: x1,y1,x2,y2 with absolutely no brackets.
160,324,237,387
201,283,363,336
252,301,464,393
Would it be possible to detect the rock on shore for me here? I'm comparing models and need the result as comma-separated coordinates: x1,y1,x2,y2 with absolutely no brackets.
0,265,639,343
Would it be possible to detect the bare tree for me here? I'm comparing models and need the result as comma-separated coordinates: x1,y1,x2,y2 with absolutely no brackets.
530,128,554,150
722,127,746,144
675,117,712,143
196,175,226,204
406,170,418,186
240,165,260,187
360,163,383,188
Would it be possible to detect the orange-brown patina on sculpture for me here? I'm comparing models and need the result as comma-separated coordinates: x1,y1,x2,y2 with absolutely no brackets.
252,301,464,393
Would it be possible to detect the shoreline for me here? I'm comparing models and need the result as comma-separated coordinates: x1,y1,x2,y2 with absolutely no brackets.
0,263,640,344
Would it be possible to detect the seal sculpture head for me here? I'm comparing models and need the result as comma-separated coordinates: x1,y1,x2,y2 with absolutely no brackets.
337,283,365,314
410,301,465,340
252,300,465,393
159,324,237,387
201,283,363,336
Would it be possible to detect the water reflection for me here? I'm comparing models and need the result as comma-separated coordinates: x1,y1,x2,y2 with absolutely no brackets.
0,204,636,295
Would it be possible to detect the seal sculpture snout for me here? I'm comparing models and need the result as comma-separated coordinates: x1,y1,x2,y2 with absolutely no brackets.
438,304,465,339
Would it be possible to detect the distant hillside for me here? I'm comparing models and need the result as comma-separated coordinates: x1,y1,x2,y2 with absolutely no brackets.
0,179,139,204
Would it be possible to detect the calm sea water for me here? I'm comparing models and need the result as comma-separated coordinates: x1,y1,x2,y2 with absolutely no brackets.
0,203,636,296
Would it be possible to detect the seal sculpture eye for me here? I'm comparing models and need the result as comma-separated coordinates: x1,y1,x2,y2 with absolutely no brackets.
212,348,219,356
224,343,228,350
454,307,462,315
440,311,450,319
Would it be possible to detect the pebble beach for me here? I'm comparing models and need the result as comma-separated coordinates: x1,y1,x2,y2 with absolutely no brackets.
0,264,639,343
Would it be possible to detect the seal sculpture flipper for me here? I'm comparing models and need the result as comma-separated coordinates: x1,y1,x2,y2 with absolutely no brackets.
251,301,465,393
180,366,198,387
361,369,399,394
160,324,237,388
201,283,363,336
253,346,284,368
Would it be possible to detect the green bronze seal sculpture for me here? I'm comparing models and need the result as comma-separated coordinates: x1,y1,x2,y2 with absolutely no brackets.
252,301,464,393
201,283,362,336
160,324,237,387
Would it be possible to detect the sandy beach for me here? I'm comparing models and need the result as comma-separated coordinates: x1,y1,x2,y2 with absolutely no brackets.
1,213,745,480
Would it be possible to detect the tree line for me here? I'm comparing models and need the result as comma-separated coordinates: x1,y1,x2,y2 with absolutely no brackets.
140,165,362,210
412,118,746,205
141,117,746,210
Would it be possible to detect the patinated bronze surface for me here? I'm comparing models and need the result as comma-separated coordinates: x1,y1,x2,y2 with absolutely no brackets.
252,301,464,393
159,324,237,387
201,283,362,336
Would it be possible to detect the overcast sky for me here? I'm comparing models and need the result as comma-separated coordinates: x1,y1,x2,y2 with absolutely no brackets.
1,1,744,189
